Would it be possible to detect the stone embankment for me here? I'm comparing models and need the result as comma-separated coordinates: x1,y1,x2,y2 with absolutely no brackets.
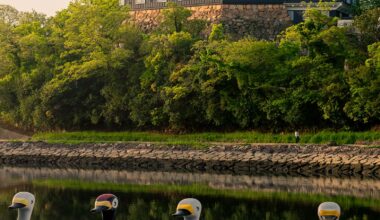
0,142,380,178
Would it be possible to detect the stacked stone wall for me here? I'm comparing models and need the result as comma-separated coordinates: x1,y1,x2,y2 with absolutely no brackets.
221,4,291,39
129,4,292,39
1,142,380,178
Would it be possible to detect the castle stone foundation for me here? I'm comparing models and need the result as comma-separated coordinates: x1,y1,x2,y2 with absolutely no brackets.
130,4,292,40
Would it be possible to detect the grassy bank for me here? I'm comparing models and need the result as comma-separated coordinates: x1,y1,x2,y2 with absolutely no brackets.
33,179,380,210
32,131,380,146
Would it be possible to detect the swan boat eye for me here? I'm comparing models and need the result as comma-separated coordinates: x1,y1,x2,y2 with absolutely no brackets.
112,198,119,208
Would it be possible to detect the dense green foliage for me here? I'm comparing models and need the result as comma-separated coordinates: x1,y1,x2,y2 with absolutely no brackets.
0,1,379,132
33,130,380,146
354,0,380,13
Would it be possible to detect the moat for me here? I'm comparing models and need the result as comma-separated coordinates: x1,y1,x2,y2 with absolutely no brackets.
0,166,379,219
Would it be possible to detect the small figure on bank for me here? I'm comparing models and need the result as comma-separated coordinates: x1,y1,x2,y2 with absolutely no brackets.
295,131,300,143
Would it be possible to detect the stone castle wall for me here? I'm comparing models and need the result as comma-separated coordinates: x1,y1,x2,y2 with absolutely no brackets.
129,4,292,40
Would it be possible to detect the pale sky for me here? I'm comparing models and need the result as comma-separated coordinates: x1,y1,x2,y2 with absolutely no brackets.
0,0,73,16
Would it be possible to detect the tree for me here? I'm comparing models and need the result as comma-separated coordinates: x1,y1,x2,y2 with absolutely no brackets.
130,31,194,128
280,9,359,66
158,3,207,37
343,42,380,126
0,7,52,129
209,24,225,41
0,4,19,25
276,9,358,129
344,66,380,125
0,21,17,77
159,3,191,33
355,0,380,13
161,39,232,130
367,42,380,70
354,8,380,47
37,0,141,129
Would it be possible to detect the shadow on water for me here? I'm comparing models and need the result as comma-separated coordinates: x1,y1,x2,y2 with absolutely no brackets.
0,166,380,219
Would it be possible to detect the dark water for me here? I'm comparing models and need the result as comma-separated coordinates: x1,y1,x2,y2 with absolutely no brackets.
1,167,380,220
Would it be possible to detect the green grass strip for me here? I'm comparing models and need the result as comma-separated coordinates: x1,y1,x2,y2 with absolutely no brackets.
32,131,380,146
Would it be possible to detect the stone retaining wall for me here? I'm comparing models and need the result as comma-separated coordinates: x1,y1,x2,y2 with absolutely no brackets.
130,4,292,39
1,142,380,178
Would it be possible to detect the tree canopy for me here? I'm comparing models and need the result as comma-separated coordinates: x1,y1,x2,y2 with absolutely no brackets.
0,3,379,132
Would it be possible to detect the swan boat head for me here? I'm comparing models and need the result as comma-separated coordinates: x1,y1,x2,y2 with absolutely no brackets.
9,192,35,220
318,202,341,220
173,198,202,220
91,194,119,220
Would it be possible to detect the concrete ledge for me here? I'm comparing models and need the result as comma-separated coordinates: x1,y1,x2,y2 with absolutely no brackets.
0,142,379,178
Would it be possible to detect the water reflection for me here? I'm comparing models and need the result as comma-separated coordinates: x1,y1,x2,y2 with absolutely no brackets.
1,185,378,220
0,166,380,219
2,166,380,199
